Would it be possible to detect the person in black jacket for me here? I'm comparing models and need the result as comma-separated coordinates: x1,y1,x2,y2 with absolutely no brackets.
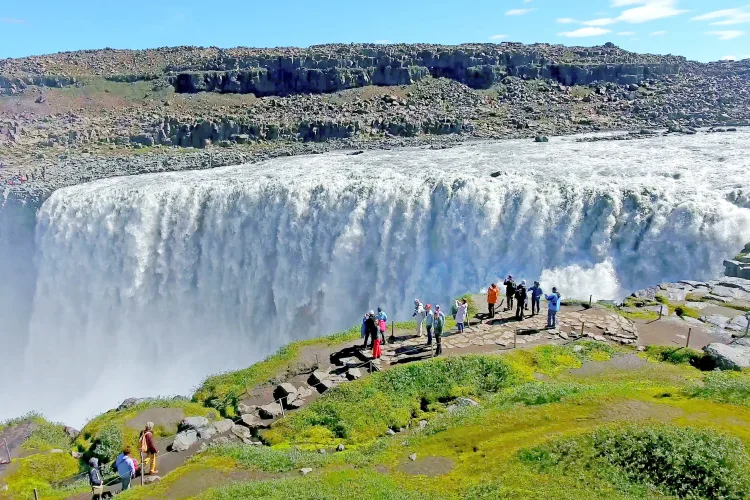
515,280,528,321
504,276,516,311
88,457,104,499
362,311,378,349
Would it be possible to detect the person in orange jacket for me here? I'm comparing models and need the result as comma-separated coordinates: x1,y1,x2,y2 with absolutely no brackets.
487,283,499,319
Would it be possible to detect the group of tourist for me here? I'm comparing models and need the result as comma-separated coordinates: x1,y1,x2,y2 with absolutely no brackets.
358,278,562,360
489,276,562,328
88,422,159,497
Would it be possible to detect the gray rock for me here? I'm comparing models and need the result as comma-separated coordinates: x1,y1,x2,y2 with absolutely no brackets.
213,419,234,434
258,402,283,419
704,343,750,370
337,444,346,451
297,386,314,398
300,468,313,476
237,403,257,415
182,416,210,430
172,430,198,452
727,315,750,332
143,475,161,485
386,429,396,435
419,420,428,429
593,335,607,342
64,426,80,439
572,345,584,353
275,383,298,398
197,425,216,440
241,414,264,429
318,449,327,454
701,314,730,329
309,370,330,386
409,453,418,461
456,397,479,407
231,424,251,440
346,367,363,380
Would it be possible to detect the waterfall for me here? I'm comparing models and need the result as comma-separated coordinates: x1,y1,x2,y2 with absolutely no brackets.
2,131,750,426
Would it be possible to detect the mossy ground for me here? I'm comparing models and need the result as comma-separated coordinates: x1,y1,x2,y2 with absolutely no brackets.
125,342,750,500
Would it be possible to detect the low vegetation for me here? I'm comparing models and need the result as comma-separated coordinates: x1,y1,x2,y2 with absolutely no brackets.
193,327,361,416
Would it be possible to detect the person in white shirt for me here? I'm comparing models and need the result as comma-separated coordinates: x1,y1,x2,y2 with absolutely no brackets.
454,298,468,333
412,299,426,336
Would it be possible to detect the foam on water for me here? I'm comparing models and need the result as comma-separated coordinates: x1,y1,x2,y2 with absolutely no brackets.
3,131,750,426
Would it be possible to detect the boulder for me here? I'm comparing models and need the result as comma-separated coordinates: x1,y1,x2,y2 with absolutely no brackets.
258,402,283,419
213,419,234,434
409,453,418,461
237,403,257,415
182,416,210,430
172,430,198,452
455,397,479,407
346,367,363,380
337,444,346,451
572,345,584,353
316,379,337,393
727,315,750,332
297,386,314,398
143,475,161,485
274,383,298,399
701,314,730,329
534,136,549,143
704,343,750,370
63,426,80,439
231,424,251,440
309,370,330,386
197,425,216,440
300,468,313,476
240,413,264,429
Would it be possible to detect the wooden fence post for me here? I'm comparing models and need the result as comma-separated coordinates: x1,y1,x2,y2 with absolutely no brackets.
686,328,692,349
33,489,39,500
140,451,145,486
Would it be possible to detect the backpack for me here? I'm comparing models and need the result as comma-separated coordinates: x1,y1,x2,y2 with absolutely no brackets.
139,432,149,453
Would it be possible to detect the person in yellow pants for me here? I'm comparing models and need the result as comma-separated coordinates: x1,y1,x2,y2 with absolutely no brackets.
139,422,159,475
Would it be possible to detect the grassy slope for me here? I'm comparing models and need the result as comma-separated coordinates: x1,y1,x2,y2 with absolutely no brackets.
162,344,750,500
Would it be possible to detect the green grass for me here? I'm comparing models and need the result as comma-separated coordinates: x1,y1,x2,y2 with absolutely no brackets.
264,355,523,448
0,452,82,500
193,327,361,416
75,398,217,460
0,413,71,452
688,370,750,406
520,424,750,499
599,301,660,321
642,345,706,366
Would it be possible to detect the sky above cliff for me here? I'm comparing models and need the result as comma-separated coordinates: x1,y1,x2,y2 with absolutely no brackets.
1,0,748,62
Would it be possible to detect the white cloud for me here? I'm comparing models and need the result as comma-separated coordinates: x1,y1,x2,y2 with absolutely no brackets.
649,30,667,35
618,1,687,24
523,0,533,3
559,27,613,37
0,17,25,24
582,18,619,26
557,17,579,24
721,55,737,60
489,34,509,40
707,30,745,40
374,40,390,44
506,8,536,16
692,8,750,26
617,31,637,35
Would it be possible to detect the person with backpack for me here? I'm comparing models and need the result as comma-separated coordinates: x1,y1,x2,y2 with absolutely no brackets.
412,299,426,336
139,422,159,475
433,305,446,356
114,446,136,491
455,298,468,333
487,283,499,319
515,281,528,321
376,307,388,342
504,276,516,311
362,311,378,349
545,287,562,329
88,457,104,499
425,304,434,346
529,281,544,316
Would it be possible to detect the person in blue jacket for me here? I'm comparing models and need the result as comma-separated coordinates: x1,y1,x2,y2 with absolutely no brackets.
529,281,544,316
545,287,561,329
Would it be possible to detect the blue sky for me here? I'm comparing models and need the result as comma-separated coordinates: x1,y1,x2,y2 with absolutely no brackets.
1,0,748,62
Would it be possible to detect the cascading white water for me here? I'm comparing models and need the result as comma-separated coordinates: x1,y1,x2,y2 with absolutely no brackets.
3,131,750,426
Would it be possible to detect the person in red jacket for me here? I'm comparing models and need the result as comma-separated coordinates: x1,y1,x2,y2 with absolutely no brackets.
139,422,159,475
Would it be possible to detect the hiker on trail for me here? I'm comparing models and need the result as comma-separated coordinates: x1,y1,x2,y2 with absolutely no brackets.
504,276,516,311
545,287,562,329
376,307,388,341
425,304,434,346
412,299,426,336
88,457,104,499
139,422,159,476
455,298,468,334
372,311,383,359
363,311,378,349
433,305,446,356
487,284,499,318
529,281,543,316
114,446,136,491
361,313,368,339
515,281,528,321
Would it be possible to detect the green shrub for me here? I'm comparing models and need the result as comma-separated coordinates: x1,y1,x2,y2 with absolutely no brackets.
520,425,750,499
643,345,706,366
674,305,701,319
501,382,586,406
23,420,72,452
265,355,521,447
688,371,750,406
92,424,124,462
